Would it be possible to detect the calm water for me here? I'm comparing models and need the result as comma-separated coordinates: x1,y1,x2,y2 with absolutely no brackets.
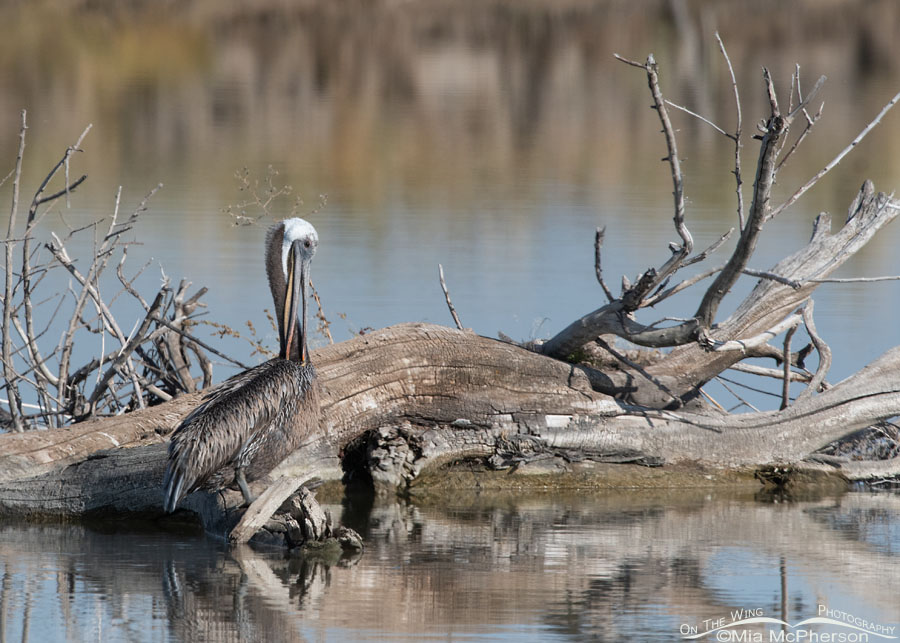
1,490,899,642
2,0,900,640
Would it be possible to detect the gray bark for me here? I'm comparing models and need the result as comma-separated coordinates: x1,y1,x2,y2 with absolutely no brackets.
546,183,899,406
0,320,898,532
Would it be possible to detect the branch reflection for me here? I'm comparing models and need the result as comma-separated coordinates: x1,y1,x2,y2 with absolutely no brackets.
0,489,898,640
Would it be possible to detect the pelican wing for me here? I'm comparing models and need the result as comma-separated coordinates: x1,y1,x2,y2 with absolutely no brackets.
163,362,281,512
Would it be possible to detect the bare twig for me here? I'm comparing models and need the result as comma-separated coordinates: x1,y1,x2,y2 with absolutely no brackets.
664,100,728,136
806,275,900,284
614,53,693,293
741,268,801,289
698,387,727,413
26,124,92,222
643,265,723,308
787,64,799,115
715,376,761,413
34,175,88,208
716,374,785,401
65,125,92,207
777,104,823,172
708,314,802,354
682,228,734,268
161,281,198,393
612,54,649,70
795,301,831,402
184,341,214,390
715,33,745,230
116,249,151,310
18,126,94,422
0,167,15,191
151,315,250,370
786,74,826,122
642,229,736,307
780,322,798,410
728,363,811,383
128,184,164,226
594,227,615,303
3,111,27,431
438,264,464,331
746,340,814,367
775,65,825,171
769,88,900,221
144,383,173,402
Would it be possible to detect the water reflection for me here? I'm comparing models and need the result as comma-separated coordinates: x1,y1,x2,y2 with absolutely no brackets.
1,489,898,641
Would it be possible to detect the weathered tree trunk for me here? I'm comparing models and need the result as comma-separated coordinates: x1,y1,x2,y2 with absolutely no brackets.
1,315,898,536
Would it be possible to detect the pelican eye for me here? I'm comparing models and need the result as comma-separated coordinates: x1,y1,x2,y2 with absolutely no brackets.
304,239,312,249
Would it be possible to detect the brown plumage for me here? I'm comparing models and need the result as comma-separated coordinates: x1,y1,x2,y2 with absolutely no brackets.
163,218,320,513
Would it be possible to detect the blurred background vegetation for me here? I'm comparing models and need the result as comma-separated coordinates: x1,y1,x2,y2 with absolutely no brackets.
3,0,900,213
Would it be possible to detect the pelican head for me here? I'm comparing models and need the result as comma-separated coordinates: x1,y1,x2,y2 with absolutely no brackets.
267,218,318,362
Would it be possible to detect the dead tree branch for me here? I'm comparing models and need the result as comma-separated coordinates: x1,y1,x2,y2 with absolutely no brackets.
695,68,787,330
614,53,693,293
0,124,247,428
716,33,745,230
769,88,900,221
796,300,831,402
594,227,615,303
777,65,824,172
2,111,28,431
541,54,900,415
780,321,798,410
438,264,464,331
728,363,810,383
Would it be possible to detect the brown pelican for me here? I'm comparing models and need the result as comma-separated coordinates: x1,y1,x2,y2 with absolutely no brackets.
163,218,320,513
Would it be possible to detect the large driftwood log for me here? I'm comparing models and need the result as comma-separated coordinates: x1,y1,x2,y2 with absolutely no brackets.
1,308,899,529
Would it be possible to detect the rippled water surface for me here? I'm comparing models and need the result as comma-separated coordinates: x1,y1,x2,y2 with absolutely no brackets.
1,490,899,642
